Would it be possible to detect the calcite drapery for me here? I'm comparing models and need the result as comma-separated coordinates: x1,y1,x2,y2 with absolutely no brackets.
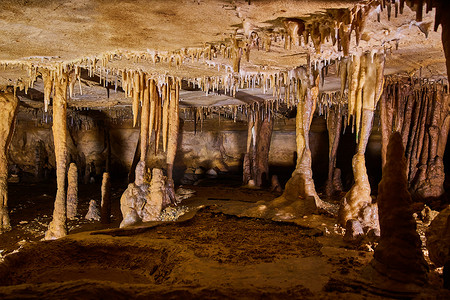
0,90,18,233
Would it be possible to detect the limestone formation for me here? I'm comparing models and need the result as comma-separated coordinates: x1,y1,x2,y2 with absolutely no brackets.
325,104,343,197
85,199,101,221
120,162,166,228
0,90,19,233
426,205,450,269
370,132,428,286
66,163,78,220
338,52,384,232
101,172,111,224
45,72,69,240
343,219,364,243
243,107,273,187
271,67,333,218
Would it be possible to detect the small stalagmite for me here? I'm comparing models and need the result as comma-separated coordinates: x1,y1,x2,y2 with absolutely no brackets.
66,163,78,220
101,172,111,224
369,132,428,286
45,72,69,240
0,89,19,233
85,200,101,221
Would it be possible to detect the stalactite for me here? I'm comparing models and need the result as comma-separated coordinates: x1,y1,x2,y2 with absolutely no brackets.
66,163,78,220
42,69,52,113
162,83,169,152
45,72,69,240
0,90,18,234
132,72,140,127
140,75,150,162
148,79,156,142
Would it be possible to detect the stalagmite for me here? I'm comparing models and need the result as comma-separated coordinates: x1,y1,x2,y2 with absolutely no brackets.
66,163,78,220
101,172,111,224
369,132,428,286
45,72,69,240
0,90,18,233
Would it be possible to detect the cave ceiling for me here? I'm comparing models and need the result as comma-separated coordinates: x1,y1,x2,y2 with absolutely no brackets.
0,0,446,110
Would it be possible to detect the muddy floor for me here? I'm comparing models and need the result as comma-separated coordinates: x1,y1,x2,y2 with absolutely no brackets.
0,176,449,299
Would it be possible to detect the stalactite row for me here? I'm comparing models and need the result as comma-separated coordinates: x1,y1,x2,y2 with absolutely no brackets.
380,77,449,199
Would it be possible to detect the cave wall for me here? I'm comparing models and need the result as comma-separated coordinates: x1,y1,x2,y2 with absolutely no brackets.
7,112,382,187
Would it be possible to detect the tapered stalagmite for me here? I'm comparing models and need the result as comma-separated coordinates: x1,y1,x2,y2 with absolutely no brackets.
66,163,78,220
370,132,428,285
101,172,111,224
45,71,69,240
0,90,18,233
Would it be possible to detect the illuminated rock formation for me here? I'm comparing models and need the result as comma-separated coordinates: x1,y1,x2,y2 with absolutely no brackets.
0,90,18,233
66,163,78,220
45,71,69,240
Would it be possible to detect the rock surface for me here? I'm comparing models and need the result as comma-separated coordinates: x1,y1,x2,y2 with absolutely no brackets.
426,205,450,268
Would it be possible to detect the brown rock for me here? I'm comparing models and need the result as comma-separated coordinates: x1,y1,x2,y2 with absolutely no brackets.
371,132,428,285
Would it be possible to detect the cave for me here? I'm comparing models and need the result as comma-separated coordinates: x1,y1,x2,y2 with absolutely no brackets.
1,0,450,298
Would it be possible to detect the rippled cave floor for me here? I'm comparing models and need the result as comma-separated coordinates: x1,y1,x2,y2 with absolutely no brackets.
0,177,448,299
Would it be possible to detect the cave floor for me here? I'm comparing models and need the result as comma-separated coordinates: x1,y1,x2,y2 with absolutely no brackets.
0,179,448,299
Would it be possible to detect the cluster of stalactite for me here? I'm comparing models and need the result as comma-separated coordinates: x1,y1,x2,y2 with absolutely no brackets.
283,0,377,56
380,77,450,199
124,72,181,183
243,103,274,188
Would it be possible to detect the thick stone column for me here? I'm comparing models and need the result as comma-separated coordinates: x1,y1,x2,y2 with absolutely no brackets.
0,90,18,233
45,72,69,240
